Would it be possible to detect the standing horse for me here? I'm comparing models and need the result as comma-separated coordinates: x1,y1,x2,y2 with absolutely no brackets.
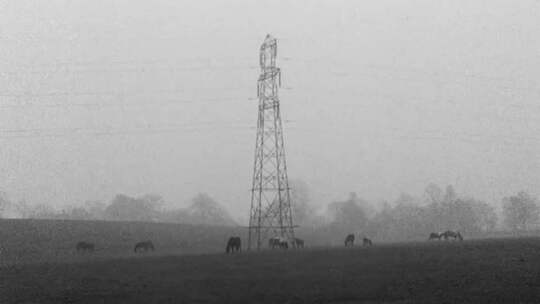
76,241,95,253
441,230,463,241
292,238,304,249
269,237,279,249
269,237,289,249
362,237,373,246
226,236,241,254
344,234,355,247
134,240,155,252
428,232,442,240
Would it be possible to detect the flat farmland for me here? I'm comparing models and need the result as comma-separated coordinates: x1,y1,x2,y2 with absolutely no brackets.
3,238,540,303
0,219,246,266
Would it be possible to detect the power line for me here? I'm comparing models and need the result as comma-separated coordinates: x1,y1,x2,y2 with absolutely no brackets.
0,123,255,139
0,59,259,73
0,86,251,97
0,96,254,109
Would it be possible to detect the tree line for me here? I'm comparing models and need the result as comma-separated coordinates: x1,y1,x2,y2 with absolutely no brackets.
1,181,539,241
0,192,237,226
292,181,540,242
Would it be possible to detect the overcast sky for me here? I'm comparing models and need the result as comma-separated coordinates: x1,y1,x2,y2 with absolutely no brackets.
1,0,540,220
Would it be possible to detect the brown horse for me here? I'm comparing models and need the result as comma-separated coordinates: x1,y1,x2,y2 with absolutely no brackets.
76,241,95,253
226,236,241,254
344,234,355,247
134,240,155,252
441,230,463,241
428,232,442,240
292,237,304,249
362,237,373,246
269,237,288,249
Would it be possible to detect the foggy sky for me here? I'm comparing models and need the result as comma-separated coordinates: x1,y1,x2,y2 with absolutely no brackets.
1,0,540,221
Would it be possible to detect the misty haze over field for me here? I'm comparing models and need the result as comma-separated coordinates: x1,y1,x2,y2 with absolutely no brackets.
1,1,540,223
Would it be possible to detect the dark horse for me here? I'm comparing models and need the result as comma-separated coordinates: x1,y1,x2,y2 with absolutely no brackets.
362,237,373,246
344,234,355,247
226,236,241,254
76,241,95,253
428,232,442,240
134,240,155,252
268,237,280,249
441,230,463,241
292,237,304,249
269,237,288,249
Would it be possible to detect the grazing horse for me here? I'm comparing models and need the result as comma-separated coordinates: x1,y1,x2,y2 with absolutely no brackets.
344,234,355,247
292,237,304,249
428,232,442,240
76,241,95,253
134,240,155,252
226,236,241,254
441,230,463,241
362,237,373,246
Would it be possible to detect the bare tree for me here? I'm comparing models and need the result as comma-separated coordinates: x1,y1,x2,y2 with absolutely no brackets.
289,179,315,225
327,192,368,233
424,183,443,205
502,191,539,231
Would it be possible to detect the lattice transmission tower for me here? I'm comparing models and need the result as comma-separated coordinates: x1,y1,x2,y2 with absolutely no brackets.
248,34,295,250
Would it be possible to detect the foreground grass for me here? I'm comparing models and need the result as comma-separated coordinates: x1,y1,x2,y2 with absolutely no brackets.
2,238,540,303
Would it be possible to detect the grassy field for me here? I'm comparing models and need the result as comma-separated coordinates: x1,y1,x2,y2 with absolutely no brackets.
0,218,345,266
3,237,540,303
0,219,247,266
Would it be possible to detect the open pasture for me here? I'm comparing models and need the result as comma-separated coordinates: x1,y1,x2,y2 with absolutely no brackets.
0,219,246,266
3,237,540,303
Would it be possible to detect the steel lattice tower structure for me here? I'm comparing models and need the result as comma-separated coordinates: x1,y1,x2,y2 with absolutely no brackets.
248,34,295,250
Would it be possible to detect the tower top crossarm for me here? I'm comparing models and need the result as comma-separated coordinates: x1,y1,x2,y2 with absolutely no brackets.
259,34,277,70
257,34,281,99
